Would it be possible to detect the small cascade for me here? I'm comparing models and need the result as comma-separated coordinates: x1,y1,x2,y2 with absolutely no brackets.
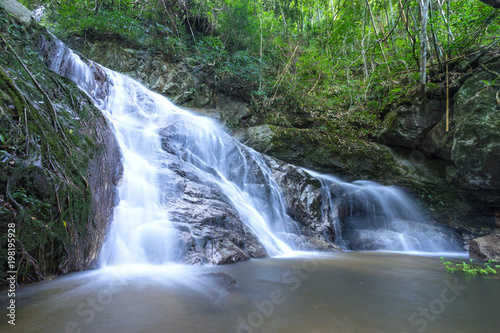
307,170,461,252
316,177,348,249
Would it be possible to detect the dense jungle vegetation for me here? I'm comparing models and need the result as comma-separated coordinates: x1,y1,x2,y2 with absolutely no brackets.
18,0,500,137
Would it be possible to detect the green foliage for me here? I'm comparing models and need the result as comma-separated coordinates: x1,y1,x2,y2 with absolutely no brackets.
218,0,260,50
440,257,500,276
48,2,145,41
192,36,261,96
20,0,500,138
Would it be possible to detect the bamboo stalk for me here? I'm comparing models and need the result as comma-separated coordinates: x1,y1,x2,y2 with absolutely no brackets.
446,53,449,132
365,0,392,80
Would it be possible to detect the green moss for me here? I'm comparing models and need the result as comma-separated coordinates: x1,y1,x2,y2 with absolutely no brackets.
0,66,25,116
0,8,116,285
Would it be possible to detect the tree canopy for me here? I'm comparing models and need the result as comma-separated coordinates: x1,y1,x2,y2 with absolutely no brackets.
19,0,500,134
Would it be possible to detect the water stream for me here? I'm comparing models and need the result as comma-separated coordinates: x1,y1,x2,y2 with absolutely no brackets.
39,34,462,262
306,170,462,252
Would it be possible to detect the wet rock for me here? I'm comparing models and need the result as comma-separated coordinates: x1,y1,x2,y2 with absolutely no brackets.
264,156,342,251
161,158,268,265
159,121,343,256
469,233,500,262
204,272,237,289
266,157,322,228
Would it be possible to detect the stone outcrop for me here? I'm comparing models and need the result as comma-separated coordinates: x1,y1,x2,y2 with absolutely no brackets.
265,157,341,252
0,3,122,283
0,0,32,25
164,160,268,265
469,233,500,262
378,100,446,149
450,63,500,191
376,54,500,229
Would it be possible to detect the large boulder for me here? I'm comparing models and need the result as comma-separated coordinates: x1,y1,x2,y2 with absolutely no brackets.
265,157,341,251
0,0,33,25
378,100,445,149
451,62,500,190
234,124,275,154
469,233,500,261
267,157,323,228
166,161,268,265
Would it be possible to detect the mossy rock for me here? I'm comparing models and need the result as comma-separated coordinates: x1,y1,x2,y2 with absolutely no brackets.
451,66,500,190
0,6,121,285
378,100,445,149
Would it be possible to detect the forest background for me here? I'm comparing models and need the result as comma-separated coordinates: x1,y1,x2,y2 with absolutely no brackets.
18,0,500,138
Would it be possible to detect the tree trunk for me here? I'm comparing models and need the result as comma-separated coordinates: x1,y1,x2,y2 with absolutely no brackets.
419,0,430,94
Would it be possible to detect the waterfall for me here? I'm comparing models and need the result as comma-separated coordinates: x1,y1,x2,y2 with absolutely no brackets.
306,170,461,252
40,34,461,263
41,35,300,265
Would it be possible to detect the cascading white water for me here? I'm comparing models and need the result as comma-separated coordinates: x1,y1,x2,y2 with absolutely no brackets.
40,34,461,261
306,170,461,252
42,36,298,265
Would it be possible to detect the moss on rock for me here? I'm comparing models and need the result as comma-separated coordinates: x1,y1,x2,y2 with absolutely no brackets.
451,67,500,190
0,7,121,286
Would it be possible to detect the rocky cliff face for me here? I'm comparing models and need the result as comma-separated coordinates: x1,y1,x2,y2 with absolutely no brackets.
376,54,500,232
234,64,500,236
156,126,341,265
0,3,121,284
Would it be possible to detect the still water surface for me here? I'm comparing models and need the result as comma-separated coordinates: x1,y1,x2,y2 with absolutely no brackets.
1,252,499,333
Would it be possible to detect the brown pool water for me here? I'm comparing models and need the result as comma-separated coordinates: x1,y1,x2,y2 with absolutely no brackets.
1,252,499,333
